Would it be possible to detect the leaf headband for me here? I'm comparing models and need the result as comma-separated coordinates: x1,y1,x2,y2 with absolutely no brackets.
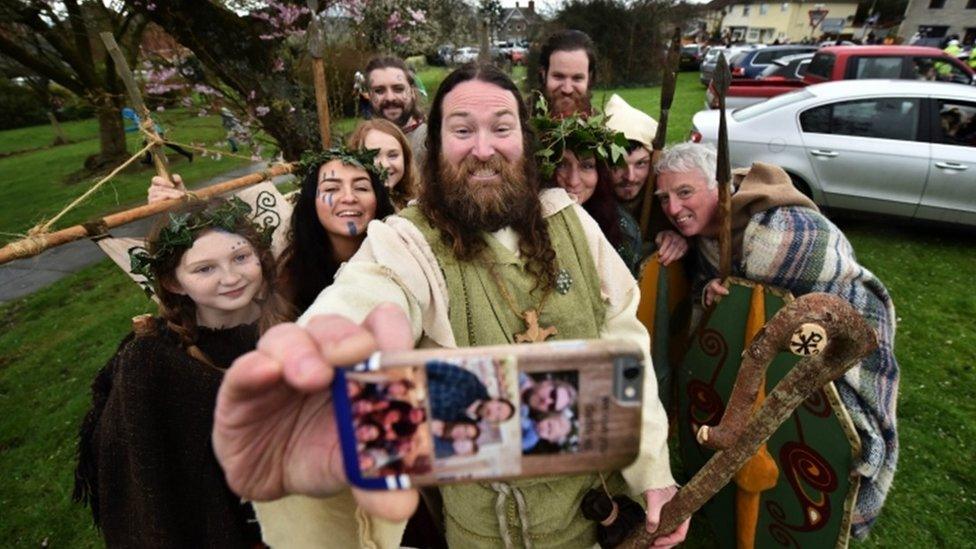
129,196,272,288
297,145,388,182
531,95,630,180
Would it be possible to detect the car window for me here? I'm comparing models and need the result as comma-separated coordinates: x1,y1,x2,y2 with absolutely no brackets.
852,57,902,78
800,98,921,141
937,99,976,147
729,52,750,66
753,50,782,64
806,53,834,79
733,89,813,121
913,57,973,84
796,60,810,77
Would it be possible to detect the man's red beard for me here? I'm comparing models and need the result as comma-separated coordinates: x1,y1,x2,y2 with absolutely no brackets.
547,90,592,118
436,154,537,232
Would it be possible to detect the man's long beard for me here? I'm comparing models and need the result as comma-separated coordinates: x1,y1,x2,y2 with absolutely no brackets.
547,90,592,118
437,155,536,233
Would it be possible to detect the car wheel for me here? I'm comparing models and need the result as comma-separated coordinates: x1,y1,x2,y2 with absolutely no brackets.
788,173,814,200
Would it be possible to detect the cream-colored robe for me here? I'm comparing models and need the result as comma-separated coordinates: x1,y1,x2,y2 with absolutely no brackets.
254,188,674,547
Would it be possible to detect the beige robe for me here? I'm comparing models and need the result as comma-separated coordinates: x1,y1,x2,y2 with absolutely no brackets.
254,188,674,547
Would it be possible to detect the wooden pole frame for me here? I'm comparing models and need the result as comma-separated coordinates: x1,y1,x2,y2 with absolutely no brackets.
99,32,171,182
0,163,294,265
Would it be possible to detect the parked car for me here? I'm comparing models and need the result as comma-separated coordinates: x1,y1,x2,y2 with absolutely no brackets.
700,44,764,85
757,52,814,80
432,44,456,66
706,45,976,110
453,46,480,64
680,44,707,70
728,45,818,78
690,79,976,225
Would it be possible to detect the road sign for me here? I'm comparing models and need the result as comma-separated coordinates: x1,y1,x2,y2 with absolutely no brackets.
808,8,829,28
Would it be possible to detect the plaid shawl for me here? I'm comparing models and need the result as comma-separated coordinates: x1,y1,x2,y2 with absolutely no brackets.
697,205,899,539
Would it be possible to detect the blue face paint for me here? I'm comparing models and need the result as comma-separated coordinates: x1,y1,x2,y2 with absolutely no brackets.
326,192,334,207
347,221,358,236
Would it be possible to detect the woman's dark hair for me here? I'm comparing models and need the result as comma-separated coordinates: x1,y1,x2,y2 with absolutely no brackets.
149,198,290,360
421,63,559,291
281,161,395,316
578,159,624,249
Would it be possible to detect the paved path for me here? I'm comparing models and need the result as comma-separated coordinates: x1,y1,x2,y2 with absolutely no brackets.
0,163,294,304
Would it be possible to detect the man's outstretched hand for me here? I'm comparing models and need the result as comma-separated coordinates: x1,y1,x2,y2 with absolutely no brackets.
212,303,419,523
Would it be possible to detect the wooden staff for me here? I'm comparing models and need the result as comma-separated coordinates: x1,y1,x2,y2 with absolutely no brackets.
99,32,171,183
0,163,294,265
638,27,682,241
619,293,877,547
713,52,733,278
306,1,331,146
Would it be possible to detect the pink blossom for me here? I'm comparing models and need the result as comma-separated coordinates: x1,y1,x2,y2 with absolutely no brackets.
193,84,219,96
255,106,271,117
272,58,285,72
394,34,411,45
198,109,208,117
387,11,403,30
408,8,426,24
156,105,165,112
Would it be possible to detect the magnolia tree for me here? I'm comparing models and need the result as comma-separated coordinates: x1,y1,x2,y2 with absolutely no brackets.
0,0,148,169
130,0,442,160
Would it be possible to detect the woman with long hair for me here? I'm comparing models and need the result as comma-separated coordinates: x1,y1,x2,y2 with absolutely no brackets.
74,197,290,546
347,118,419,210
279,148,396,314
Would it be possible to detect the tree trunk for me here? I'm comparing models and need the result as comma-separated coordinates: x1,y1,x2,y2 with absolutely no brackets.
48,111,68,145
86,97,129,170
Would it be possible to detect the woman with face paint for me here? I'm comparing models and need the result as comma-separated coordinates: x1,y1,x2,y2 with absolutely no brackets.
74,198,290,546
347,119,419,211
279,148,396,315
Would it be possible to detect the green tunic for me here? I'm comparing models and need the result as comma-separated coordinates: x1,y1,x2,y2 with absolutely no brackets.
399,205,628,548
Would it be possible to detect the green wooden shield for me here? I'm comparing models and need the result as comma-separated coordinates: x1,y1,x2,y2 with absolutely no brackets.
677,278,861,549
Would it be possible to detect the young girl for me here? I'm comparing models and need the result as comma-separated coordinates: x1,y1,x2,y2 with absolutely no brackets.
347,119,419,210
279,148,396,314
74,197,288,546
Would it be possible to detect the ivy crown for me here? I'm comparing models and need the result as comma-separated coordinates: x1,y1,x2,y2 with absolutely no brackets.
531,95,630,180
129,197,272,288
298,145,388,182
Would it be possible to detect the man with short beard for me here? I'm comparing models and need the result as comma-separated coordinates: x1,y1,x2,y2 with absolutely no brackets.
364,55,428,162
212,64,688,548
537,30,596,117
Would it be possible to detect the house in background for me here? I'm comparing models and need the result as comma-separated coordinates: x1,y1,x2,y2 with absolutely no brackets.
497,1,541,43
707,0,859,43
898,0,976,45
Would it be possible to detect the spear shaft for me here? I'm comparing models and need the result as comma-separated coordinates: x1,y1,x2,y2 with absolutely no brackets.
639,27,682,240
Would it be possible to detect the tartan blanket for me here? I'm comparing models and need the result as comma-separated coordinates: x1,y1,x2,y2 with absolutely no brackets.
698,205,899,539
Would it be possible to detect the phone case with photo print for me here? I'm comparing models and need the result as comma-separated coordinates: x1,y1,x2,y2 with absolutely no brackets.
332,339,644,490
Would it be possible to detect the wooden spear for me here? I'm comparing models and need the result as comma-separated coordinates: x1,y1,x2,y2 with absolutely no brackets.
0,163,294,265
638,27,682,242
618,293,877,547
99,32,171,183
306,0,331,147
713,52,733,278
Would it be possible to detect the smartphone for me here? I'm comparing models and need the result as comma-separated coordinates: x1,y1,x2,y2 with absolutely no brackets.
332,339,644,490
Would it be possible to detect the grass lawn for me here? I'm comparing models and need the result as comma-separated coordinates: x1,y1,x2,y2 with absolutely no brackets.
2,69,974,547
0,110,257,245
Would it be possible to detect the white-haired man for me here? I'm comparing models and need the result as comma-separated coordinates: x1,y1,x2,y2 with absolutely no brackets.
655,142,900,538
